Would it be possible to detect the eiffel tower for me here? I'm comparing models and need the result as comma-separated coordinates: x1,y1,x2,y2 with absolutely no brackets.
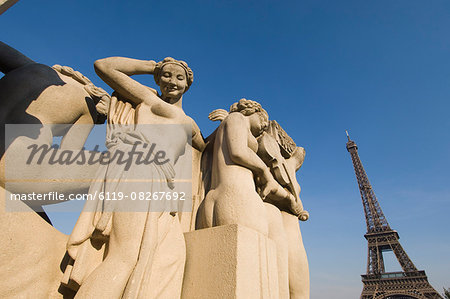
346,132,442,299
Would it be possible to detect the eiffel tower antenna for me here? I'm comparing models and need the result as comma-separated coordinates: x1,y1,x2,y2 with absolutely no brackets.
346,133,442,299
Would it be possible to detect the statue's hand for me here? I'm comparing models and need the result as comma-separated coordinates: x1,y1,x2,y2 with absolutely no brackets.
208,109,229,122
257,171,279,200
96,94,111,116
147,60,157,74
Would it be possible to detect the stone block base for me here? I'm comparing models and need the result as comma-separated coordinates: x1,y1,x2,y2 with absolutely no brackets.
182,224,279,299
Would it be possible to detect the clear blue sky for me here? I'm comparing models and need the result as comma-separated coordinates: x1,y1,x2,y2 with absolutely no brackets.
2,1,449,298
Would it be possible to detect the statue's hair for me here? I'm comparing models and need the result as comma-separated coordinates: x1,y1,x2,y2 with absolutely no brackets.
153,57,194,90
52,64,92,85
52,64,110,112
229,98,268,122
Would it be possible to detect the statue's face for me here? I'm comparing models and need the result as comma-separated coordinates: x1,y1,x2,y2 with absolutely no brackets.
159,64,188,100
249,112,268,137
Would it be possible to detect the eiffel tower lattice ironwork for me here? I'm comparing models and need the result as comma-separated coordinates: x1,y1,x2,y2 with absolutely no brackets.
346,132,442,299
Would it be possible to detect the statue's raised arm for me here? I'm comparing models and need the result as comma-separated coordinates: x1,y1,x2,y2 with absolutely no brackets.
94,57,160,107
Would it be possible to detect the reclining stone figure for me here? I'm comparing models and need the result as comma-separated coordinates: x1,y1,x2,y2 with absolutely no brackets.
0,41,110,221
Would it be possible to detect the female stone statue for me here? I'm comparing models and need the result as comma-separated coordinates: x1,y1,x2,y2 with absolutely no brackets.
62,56,205,298
196,99,291,231
196,99,309,299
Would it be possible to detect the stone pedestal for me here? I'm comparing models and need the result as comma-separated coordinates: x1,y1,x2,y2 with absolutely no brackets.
182,224,279,299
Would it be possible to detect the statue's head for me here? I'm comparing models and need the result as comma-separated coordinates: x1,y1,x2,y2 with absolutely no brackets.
153,57,194,101
230,98,269,136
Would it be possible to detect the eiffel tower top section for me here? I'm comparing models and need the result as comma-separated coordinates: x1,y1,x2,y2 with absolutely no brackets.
346,131,391,233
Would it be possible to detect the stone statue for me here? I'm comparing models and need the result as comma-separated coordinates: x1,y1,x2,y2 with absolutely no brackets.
61,56,205,298
196,99,291,229
0,39,311,298
196,99,309,299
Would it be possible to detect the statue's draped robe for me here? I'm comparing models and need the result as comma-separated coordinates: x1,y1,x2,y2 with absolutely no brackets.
62,96,186,298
